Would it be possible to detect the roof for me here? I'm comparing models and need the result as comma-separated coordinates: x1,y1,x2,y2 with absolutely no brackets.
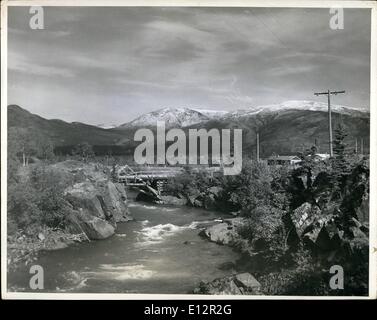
314,153,330,158
267,155,301,161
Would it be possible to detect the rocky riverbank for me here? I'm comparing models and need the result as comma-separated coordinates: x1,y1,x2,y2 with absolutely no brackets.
194,217,262,295
8,160,132,269
194,272,261,295
195,200,369,295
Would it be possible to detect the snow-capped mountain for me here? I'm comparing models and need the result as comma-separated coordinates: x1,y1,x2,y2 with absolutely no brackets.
119,107,211,128
96,123,117,129
225,100,369,120
118,101,369,129
193,108,229,119
8,103,370,156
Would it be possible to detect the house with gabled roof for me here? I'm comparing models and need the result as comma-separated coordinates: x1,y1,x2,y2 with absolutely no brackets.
267,155,302,166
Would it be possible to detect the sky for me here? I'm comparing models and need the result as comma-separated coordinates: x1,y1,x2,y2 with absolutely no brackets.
8,6,371,126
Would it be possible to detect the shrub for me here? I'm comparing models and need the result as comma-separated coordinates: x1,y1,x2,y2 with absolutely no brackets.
7,163,75,233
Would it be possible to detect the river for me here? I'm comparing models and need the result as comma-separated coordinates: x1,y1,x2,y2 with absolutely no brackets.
8,200,242,294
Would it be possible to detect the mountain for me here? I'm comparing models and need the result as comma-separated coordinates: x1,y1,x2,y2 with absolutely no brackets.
118,107,211,128
193,108,229,119
224,100,369,121
96,123,117,129
117,101,368,129
7,105,125,147
8,101,370,158
192,108,369,157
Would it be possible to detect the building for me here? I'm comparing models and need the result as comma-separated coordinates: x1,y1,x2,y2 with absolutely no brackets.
312,153,330,162
267,155,302,166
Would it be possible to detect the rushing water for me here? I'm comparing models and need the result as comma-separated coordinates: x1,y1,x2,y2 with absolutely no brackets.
8,201,242,294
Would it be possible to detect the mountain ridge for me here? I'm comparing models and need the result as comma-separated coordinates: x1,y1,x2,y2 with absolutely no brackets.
117,100,369,129
8,102,370,157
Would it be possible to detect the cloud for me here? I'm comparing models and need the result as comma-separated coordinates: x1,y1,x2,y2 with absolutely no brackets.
8,51,75,78
7,7,371,125
266,65,317,77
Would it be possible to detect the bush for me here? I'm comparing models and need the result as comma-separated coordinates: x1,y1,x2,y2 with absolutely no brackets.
218,161,275,213
8,163,74,233
164,167,217,199
259,248,330,295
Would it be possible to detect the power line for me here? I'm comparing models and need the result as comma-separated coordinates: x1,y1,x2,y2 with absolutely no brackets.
314,90,345,157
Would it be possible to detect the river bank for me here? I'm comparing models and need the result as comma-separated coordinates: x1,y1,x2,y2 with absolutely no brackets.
7,160,133,271
131,187,265,295
8,201,247,293
141,161,370,296
7,159,369,295
8,160,254,294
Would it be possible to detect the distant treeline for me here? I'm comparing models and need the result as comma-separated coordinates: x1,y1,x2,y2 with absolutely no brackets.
54,145,134,156
54,135,370,159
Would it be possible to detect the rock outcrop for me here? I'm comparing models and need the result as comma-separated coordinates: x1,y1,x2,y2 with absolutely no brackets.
202,218,244,245
67,210,115,240
291,202,323,237
290,202,368,259
185,186,224,209
51,160,131,240
160,195,188,206
194,272,261,295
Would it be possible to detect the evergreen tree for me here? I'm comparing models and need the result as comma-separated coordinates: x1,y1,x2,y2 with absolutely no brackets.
111,162,118,182
331,123,351,198
72,142,95,162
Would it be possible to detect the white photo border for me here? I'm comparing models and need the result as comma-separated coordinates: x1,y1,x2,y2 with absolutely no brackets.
1,0,376,300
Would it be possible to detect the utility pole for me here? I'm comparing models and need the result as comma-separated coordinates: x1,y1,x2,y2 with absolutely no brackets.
355,138,358,154
314,90,345,157
361,138,364,155
256,132,260,162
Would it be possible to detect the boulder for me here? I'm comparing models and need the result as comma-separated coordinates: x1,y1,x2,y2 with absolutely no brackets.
291,202,322,236
67,209,115,240
234,273,261,293
303,223,344,253
56,161,133,239
64,177,131,224
161,195,188,206
96,181,130,222
203,218,244,245
136,191,156,202
194,273,261,295
204,222,233,245
194,278,242,295
65,182,105,219
80,216,115,240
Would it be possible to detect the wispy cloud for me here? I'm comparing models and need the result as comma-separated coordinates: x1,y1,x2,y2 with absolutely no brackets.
9,51,75,78
7,7,371,125
266,65,317,77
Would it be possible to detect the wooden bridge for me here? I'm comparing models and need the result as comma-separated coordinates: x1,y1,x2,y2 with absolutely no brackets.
115,164,223,201
115,165,185,201
117,165,184,185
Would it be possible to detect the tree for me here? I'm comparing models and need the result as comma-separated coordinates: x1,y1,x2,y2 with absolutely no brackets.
221,161,274,215
111,162,118,181
8,127,55,165
36,137,55,161
72,142,95,162
331,123,352,199
8,127,38,166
